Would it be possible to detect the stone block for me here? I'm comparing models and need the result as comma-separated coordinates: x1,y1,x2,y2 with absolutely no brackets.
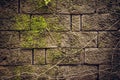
20,31,70,48
96,0,120,13
70,0,95,13
0,14,30,30
57,0,95,13
34,49,45,65
57,0,70,13
0,31,20,48
99,65,112,80
46,48,84,64
66,32,97,48
31,15,70,31
21,0,56,13
82,13,119,30
85,48,114,64
98,31,120,48
0,49,32,65
72,15,81,31
0,0,18,18
0,65,37,80
58,65,97,80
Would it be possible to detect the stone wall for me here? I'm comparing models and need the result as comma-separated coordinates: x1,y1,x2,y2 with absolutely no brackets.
0,0,120,80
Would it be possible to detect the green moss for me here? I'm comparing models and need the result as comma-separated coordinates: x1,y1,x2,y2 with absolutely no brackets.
21,31,46,48
47,49,64,63
35,56,45,65
13,14,30,30
31,16,47,30
13,66,34,75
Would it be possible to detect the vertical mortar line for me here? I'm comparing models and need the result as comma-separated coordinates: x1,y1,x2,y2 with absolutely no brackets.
55,0,57,13
97,31,99,48
94,0,97,13
32,49,34,65
18,31,21,41
45,48,47,64
70,14,72,31
18,0,20,13
80,14,82,31
96,65,99,80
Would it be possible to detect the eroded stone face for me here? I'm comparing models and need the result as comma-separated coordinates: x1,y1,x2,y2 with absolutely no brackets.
34,49,45,65
0,49,32,65
46,48,84,64
57,0,95,13
21,0,56,13
96,0,120,13
58,65,98,80
0,31,20,48
66,32,97,48
85,48,112,64
0,0,18,18
98,31,120,48
72,15,81,31
82,13,120,30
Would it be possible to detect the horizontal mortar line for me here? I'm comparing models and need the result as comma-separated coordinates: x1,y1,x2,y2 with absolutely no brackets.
84,63,110,66
0,46,119,50
20,47,97,49
0,30,30,32
0,64,26,67
0,30,119,32
20,12,96,15
0,47,21,49
84,47,120,49
57,63,99,66
81,30,119,32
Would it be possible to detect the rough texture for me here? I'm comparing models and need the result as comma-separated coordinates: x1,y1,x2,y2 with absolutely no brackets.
0,0,120,80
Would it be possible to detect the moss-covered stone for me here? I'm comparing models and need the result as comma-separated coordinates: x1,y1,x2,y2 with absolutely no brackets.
21,0,56,13
46,48,84,64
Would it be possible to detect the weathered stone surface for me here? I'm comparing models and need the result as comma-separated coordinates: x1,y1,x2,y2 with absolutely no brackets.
0,65,59,80
57,0,95,13
58,65,98,80
70,0,95,13
0,31,20,48
0,0,18,18
34,49,45,65
46,48,84,64
57,0,70,13
32,15,70,31
99,65,120,80
0,14,30,30
82,13,120,30
20,32,69,48
0,65,37,80
21,0,56,13
72,15,81,31
98,31,120,48
96,0,120,13
99,65,112,80
85,48,113,64
0,49,32,65
66,32,97,48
